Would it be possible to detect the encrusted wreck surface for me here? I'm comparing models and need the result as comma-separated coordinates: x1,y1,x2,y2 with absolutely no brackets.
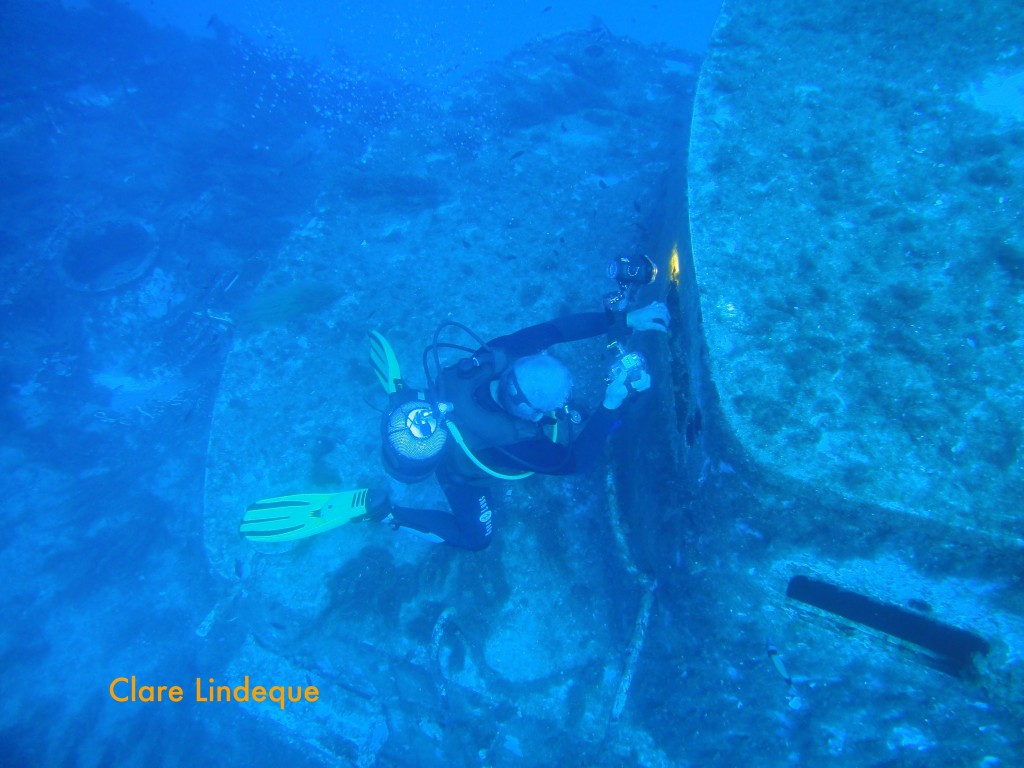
689,0,1023,538
204,32,698,764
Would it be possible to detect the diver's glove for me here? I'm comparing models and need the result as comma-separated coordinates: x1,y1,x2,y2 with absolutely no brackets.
603,368,650,409
603,373,629,410
631,370,652,392
626,301,670,333
603,345,652,409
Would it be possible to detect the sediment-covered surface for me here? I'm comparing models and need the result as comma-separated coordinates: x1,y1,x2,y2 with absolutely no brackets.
7,2,1023,765
203,32,697,765
689,0,1023,537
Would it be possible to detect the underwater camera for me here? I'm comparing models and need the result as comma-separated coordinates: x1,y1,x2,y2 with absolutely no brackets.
606,341,648,385
604,254,657,313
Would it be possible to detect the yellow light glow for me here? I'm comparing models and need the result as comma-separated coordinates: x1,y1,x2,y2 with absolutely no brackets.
668,244,680,286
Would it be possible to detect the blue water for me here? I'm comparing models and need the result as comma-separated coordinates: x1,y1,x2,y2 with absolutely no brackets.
122,0,721,81
1,0,1019,766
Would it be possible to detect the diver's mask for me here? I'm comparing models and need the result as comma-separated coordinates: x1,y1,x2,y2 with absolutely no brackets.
499,368,547,422
496,354,574,422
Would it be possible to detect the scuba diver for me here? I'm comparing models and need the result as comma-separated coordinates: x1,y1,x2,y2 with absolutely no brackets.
240,255,668,551
366,301,670,549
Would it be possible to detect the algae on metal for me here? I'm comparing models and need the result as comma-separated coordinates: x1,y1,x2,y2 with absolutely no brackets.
688,0,1024,540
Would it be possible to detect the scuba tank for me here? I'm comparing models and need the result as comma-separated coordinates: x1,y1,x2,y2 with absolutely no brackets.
378,320,485,483
381,397,450,482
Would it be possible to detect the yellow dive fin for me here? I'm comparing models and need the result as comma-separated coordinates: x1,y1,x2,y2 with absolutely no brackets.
369,330,402,394
239,490,369,542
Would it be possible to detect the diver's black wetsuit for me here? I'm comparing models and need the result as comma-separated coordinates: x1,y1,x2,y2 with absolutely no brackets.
388,312,619,550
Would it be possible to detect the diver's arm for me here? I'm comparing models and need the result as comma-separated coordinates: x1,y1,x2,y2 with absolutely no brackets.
488,312,611,356
489,303,670,356
490,406,619,476
564,369,643,472
565,406,619,474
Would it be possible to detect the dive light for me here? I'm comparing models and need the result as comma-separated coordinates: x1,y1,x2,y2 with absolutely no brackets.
604,254,657,313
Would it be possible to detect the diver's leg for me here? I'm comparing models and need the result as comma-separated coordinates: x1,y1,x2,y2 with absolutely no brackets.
438,477,495,550
387,476,495,550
